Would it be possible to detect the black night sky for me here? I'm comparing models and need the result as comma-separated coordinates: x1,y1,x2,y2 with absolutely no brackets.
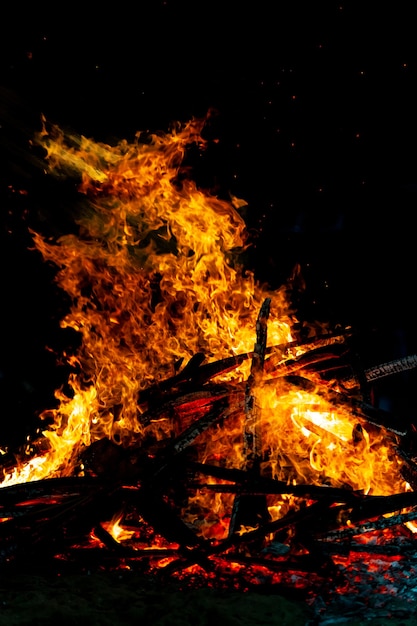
2,1,417,447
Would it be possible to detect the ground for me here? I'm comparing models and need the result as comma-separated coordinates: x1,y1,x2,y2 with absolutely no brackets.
0,570,312,626
0,569,416,626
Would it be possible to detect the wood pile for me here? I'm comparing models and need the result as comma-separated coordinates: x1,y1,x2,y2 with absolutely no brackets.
1,300,417,600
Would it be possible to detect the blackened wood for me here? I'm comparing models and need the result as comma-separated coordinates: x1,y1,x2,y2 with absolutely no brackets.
243,297,271,461
340,354,417,399
309,490,417,540
137,354,246,407
264,344,351,379
0,485,118,564
189,481,364,502
151,399,241,479
395,447,417,491
187,460,367,503
137,330,351,407
163,489,417,575
138,384,241,426
317,508,417,542
321,540,416,555
133,487,215,572
343,489,417,521
162,499,336,576
190,463,417,541
0,476,105,507
365,354,417,382
83,400,240,488
228,298,271,538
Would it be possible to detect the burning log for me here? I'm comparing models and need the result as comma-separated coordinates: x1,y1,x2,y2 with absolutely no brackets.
395,447,417,491
186,460,365,503
0,439,415,586
138,384,241,427
317,507,417,543
137,329,352,409
0,477,118,563
229,298,272,537
243,298,271,463
159,498,348,578
364,353,417,382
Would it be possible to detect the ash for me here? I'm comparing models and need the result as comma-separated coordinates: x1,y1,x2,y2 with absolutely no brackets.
309,535,417,624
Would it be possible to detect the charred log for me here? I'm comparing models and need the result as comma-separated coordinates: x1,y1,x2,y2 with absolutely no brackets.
229,298,271,538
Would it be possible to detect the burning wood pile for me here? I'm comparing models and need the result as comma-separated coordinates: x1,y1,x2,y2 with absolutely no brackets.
2,115,417,618
1,310,417,589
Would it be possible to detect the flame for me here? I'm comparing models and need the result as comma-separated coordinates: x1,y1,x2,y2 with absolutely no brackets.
102,512,135,543
258,382,401,495
0,113,406,526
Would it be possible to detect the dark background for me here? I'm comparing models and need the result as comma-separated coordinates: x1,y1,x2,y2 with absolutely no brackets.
1,1,417,447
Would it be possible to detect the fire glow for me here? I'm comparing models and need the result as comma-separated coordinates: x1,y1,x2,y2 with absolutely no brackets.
0,114,414,591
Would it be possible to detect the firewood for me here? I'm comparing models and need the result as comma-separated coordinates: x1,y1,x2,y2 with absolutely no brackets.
138,384,241,426
0,484,118,564
137,330,351,408
394,447,417,491
317,508,417,542
243,297,271,461
2,309,416,587
186,460,365,503
228,298,272,538
0,476,103,509
137,353,247,406
160,499,336,577
321,540,415,555
264,344,351,379
307,490,417,542
365,353,417,382
150,400,242,480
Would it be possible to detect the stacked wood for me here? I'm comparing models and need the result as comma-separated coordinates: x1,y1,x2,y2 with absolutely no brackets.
0,306,417,592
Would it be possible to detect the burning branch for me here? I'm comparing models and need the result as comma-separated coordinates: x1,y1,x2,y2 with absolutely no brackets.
243,297,271,463
228,298,272,538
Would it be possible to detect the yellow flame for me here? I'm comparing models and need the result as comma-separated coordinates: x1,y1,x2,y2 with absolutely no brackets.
102,513,135,543
0,115,406,523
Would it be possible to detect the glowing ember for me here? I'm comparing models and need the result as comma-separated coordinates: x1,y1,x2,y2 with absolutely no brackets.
102,513,135,543
0,113,407,535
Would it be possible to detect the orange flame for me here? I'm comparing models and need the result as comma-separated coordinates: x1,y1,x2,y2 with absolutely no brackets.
0,115,406,523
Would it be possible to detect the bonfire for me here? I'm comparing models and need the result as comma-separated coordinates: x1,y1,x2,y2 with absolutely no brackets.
1,114,416,613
